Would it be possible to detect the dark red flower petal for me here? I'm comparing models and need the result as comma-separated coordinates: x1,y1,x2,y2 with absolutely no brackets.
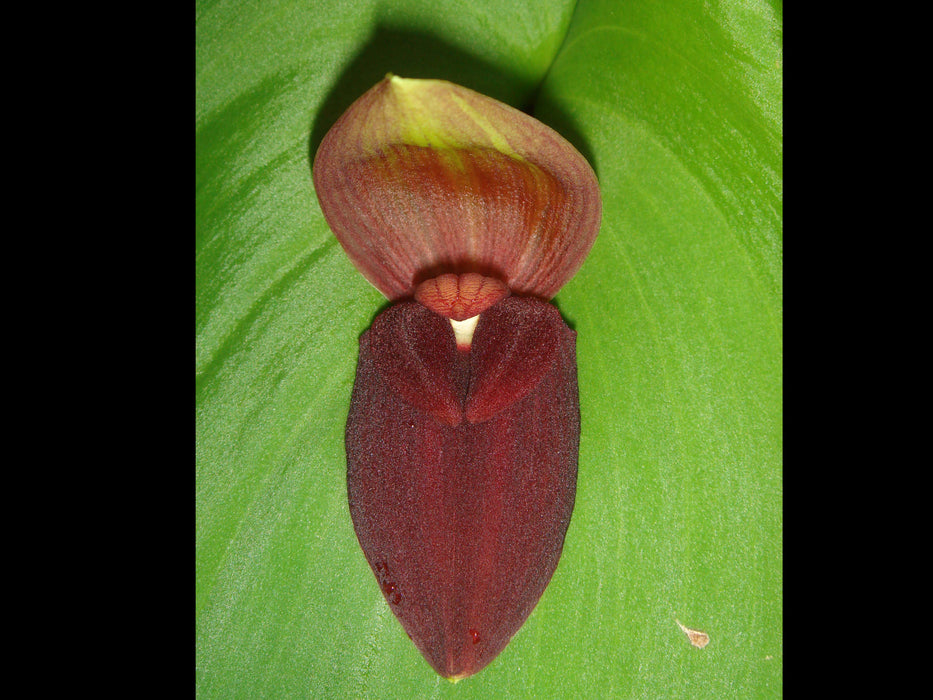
367,302,465,426
346,297,579,679
464,297,563,424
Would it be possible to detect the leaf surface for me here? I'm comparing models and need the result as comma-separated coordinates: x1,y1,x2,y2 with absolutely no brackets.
196,0,782,696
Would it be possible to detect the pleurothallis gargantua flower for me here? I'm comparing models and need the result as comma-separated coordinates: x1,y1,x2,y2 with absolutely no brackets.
312,75,601,680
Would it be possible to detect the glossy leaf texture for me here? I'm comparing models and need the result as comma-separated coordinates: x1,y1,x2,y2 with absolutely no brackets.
197,0,782,697
347,297,578,679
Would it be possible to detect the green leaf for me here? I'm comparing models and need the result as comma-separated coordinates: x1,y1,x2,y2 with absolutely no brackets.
196,0,782,696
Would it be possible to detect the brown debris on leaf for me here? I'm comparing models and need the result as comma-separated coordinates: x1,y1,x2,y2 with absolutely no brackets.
676,619,710,648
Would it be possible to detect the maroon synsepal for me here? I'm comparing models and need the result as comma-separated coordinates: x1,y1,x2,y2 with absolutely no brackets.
346,297,579,679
